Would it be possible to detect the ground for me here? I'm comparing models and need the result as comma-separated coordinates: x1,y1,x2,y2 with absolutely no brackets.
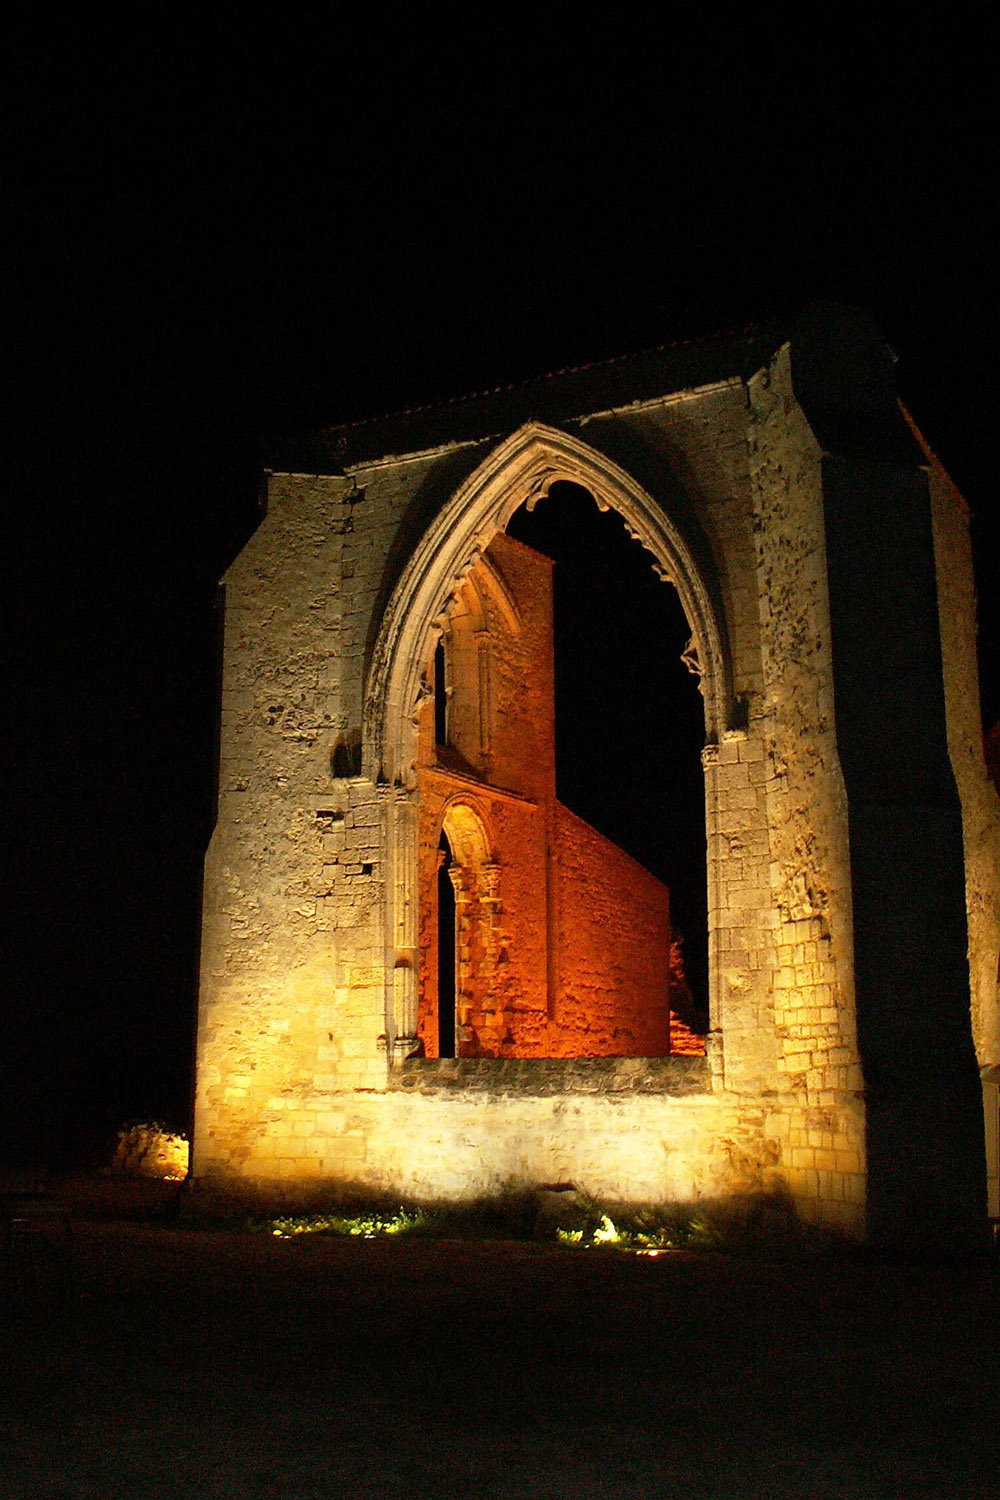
2,1193,998,1499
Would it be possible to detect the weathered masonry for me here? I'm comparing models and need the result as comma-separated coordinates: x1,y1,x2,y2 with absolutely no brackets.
194,307,1000,1247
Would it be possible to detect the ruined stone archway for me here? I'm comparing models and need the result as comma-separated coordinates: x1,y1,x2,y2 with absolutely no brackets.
201,328,1000,1235
367,421,735,1061
365,422,734,787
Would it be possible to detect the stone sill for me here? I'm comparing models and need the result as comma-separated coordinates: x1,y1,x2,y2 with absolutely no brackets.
391,1055,711,1097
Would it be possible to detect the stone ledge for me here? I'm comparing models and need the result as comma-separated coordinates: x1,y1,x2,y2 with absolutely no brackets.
390,1055,711,1097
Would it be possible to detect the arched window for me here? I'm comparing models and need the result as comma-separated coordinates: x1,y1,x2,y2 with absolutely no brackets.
418,801,497,1059
369,422,734,1068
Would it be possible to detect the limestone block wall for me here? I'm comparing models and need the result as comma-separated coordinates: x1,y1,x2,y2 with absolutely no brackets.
307,1088,780,1208
922,445,1000,1070
198,1060,803,1213
195,474,388,1175
744,346,866,1221
550,801,671,1056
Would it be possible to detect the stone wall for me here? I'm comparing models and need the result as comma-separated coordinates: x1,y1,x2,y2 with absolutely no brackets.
194,322,993,1243
921,434,1000,1071
550,802,671,1056
745,346,866,1221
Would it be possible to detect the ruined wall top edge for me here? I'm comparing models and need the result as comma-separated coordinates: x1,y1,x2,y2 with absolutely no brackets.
264,325,786,475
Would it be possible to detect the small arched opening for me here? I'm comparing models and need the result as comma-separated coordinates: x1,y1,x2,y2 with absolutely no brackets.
436,831,456,1057
420,800,497,1059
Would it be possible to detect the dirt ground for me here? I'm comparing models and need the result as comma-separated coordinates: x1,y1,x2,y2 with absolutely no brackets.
2,1205,998,1499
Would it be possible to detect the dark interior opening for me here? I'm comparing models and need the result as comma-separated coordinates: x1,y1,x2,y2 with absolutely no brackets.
437,830,456,1057
434,638,448,746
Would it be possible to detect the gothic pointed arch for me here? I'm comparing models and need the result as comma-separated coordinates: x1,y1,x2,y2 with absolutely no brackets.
364,421,734,787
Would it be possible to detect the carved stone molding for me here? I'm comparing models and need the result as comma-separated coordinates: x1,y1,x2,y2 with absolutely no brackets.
365,421,734,787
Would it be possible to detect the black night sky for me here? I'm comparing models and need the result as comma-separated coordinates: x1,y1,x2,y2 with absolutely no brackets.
7,21,997,1166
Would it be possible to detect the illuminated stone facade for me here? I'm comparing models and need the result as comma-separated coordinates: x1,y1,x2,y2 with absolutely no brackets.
194,309,1000,1246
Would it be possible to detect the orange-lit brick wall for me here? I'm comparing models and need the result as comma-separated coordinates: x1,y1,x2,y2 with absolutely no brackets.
549,801,671,1056
416,785,549,1057
415,532,676,1059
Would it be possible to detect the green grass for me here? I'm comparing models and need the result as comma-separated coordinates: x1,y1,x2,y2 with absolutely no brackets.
263,1198,728,1251
268,1207,431,1239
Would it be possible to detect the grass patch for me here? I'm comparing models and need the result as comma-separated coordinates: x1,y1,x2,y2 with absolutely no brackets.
263,1191,540,1243
269,1207,431,1240
235,1186,848,1257
555,1206,721,1253
263,1198,728,1252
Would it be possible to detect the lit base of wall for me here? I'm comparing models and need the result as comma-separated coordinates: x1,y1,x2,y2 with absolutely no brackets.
193,1084,866,1236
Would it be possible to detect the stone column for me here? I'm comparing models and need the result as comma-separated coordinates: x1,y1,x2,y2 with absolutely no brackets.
475,629,493,776
451,866,472,1051
390,791,420,1064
